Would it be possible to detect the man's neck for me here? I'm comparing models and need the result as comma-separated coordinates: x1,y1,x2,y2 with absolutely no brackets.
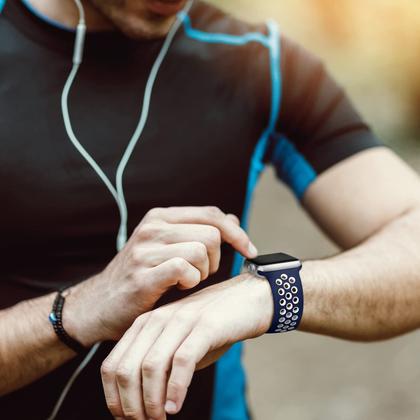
27,0,114,30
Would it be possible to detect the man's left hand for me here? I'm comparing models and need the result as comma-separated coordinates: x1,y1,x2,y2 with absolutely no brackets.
100,273,273,420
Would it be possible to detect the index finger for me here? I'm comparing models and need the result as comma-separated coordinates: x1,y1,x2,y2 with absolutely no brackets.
143,206,258,258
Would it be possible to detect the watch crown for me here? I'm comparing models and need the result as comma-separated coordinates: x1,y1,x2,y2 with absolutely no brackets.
247,263,257,274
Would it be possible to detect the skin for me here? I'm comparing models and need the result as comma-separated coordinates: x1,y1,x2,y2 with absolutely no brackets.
0,0,211,398
0,207,257,396
102,148,420,420
4,1,420,419
29,0,188,38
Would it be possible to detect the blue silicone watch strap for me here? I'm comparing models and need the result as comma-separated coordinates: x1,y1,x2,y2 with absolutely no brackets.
260,265,304,334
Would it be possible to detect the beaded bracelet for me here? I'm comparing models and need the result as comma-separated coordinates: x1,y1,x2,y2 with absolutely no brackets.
49,288,86,354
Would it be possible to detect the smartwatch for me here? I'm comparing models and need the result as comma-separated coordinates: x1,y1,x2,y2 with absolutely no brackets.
244,253,304,334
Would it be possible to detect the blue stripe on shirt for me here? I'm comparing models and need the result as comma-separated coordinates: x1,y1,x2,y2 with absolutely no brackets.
270,135,317,200
181,13,283,420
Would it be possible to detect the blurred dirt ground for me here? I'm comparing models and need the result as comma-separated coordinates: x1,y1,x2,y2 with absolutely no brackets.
243,159,420,420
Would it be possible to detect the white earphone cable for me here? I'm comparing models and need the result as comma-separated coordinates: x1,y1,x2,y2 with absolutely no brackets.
114,7,191,250
47,1,193,419
62,0,193,251
46,343,100,420
72,0,85,23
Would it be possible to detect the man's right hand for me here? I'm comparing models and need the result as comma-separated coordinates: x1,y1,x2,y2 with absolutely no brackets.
64,207,257,347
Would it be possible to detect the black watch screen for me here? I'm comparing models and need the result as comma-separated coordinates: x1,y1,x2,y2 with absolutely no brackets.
247,252,298,266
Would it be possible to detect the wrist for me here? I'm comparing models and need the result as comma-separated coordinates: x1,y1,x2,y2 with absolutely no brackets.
298,259,325,333
236,272,274,336
63,275,105,347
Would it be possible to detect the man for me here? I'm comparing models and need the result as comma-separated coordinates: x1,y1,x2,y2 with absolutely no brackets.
1,0,420,420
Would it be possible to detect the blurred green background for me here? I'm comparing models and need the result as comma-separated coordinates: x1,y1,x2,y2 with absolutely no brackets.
207,1,420,419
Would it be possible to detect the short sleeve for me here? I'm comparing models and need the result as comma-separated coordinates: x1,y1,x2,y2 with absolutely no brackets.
267,35,382,198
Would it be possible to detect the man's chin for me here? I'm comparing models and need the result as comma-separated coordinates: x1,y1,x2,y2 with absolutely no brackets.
115,15,176,40
88,0,180,40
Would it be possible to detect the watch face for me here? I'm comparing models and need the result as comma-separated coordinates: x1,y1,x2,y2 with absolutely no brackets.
247,253,298,266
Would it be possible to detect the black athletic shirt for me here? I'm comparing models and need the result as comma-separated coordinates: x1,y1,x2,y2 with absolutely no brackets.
0,1,381,419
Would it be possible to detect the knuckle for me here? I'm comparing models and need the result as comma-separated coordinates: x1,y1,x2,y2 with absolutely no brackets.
123,411,141,420
185,245,208,272
174,351,192,368
144,207,164,220
206,206,224,219
130,314,146,331
209,259,220,274
168,378,186,397
193,242,208,261
106,401,123,417
115,365,133,387
143,397,162,414
171,257,189,275
133,314,146,327
228,213,240,224
143,349,166,369
100,359,115,379
147,309,166,326
206,226,221,247
191,271,201,286
136,222,162,241
130,246,147,264
142,358,158,377
180,269,200,289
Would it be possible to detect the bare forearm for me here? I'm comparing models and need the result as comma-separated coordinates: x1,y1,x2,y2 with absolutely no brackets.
0,293,75,396
300,207,420,341
0,207,255,396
